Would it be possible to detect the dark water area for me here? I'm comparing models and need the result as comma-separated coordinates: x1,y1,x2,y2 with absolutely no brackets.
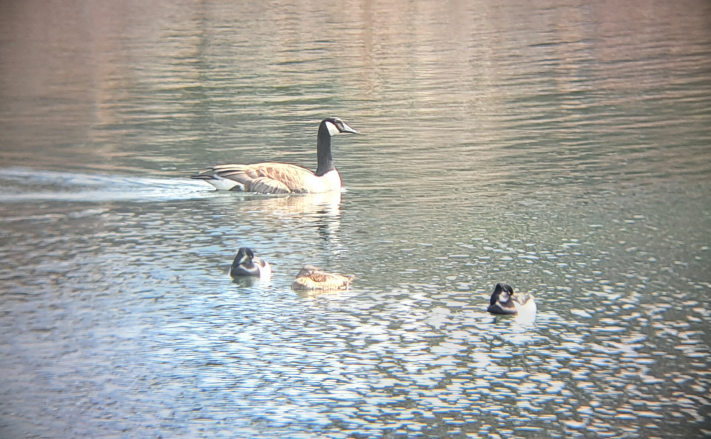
1,0,710,438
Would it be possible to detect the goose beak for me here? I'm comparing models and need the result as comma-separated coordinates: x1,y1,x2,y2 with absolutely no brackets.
341,122,359,134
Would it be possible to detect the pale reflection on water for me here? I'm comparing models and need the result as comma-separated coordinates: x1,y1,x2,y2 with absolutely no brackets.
1,0,710,438
1,172,708,438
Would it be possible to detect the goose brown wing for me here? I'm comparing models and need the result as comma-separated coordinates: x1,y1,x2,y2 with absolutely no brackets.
205,163,315,194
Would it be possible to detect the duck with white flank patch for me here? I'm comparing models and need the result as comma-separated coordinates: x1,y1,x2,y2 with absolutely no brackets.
291,265,355,290
191,117,359,194
230,247,271,279
487,282,537,316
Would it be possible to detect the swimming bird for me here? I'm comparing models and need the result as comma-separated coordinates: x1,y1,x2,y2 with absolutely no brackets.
487,283,536,315
230,247,271,278
191,117,359,194
291,265,355,290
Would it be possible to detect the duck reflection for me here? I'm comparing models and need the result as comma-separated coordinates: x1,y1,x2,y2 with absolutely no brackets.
230,275,271,288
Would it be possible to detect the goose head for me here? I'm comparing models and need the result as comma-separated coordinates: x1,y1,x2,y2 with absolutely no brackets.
322,117,359,136
315,117,359,177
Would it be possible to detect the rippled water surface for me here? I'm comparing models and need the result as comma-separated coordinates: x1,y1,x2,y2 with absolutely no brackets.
1,0,710,438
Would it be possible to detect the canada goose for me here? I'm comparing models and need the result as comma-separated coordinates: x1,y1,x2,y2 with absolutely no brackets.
230,247,271,278
291,265,355,290
191,117,359,194
487,283,536,315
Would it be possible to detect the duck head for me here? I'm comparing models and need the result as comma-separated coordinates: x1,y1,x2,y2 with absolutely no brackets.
487,282,518,315
234,247,254,266
296,264,319,278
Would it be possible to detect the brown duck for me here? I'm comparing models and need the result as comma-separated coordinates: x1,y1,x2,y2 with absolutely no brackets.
291,265,355,290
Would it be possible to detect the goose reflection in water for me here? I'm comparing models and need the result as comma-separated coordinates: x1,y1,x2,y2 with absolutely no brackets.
260,191,343,246
261,190,342,218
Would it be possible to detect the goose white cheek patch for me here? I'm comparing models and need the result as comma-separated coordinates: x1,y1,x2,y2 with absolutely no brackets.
325,121,340,136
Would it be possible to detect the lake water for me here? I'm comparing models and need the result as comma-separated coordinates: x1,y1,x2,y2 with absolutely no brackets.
1,0,710,438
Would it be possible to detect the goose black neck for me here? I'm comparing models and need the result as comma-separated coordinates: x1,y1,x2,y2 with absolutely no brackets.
315,123,335,176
